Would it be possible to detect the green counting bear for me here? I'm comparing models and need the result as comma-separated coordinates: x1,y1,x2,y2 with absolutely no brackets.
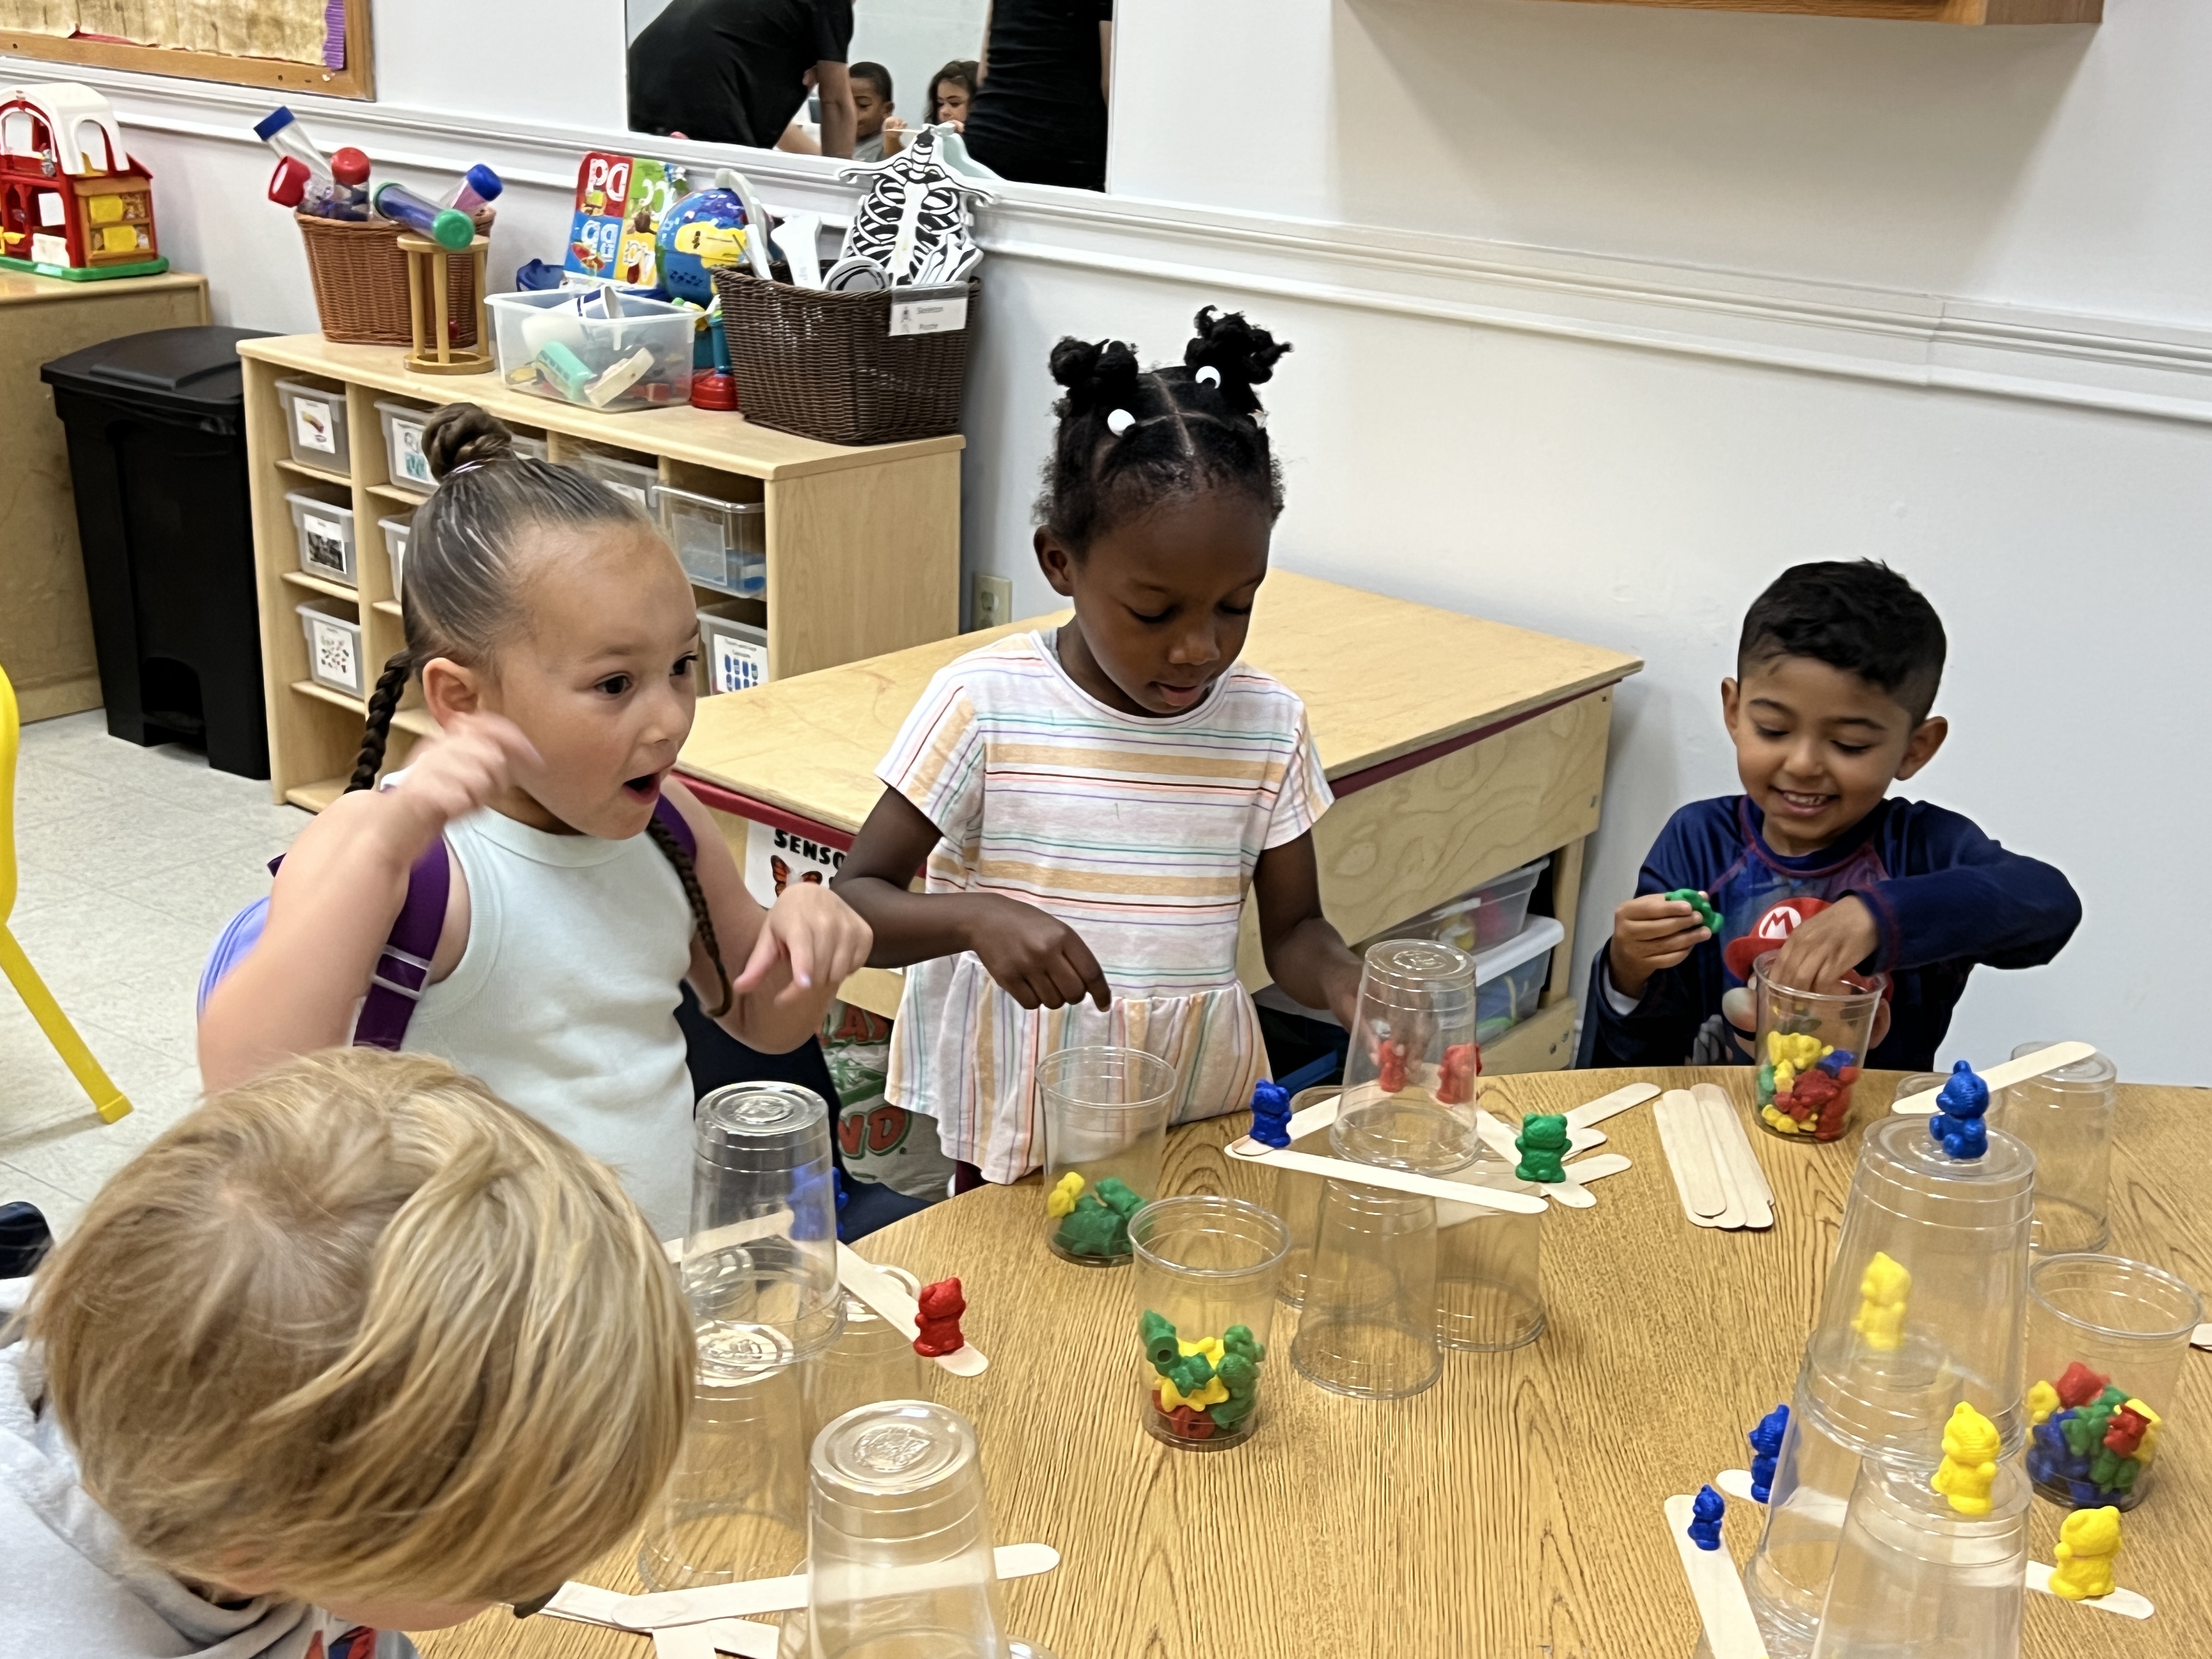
1140,1310,1181,1369
1514,1113,1571,1184
1663,888,1724,935
1056,1176,1148,1257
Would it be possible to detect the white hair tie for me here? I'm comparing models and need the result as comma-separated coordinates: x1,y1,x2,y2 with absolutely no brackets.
1105,409,1135,436
1194,365,1221,387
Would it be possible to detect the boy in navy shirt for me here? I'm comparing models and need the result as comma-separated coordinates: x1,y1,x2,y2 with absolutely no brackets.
1579,561,2080,1071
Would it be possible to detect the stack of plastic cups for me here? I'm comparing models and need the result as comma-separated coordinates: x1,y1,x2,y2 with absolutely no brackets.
1291,940,1482,1400
1742,1110,2035,1657
1434,1160,1547,1351
1991,1043,2118,1255
1273,1084,1344,1310
1808,1461,2031,1659
804,1263,929,1443
778,1400,1057,1659
642,1082,847,1590
1036,1047,1177,1267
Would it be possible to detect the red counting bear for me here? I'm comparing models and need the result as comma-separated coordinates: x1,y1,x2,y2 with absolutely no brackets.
913,1277,968,1357
2055,1361,2110,1409
1436,1043,1479,1106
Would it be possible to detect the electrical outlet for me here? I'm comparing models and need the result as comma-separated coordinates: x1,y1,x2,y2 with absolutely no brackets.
974,573,1013,631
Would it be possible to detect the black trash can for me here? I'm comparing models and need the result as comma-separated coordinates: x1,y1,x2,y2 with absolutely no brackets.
41,325,275,780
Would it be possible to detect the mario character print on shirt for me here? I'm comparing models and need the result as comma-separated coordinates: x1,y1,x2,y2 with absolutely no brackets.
1709,842,1894,1059
307,1625,380,1659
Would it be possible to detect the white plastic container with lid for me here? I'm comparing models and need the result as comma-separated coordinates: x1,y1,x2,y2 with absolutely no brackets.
1471,914,1565,1043
575,450,659,512
286,490,358,587
274,377,351,472
698,602,769,695
378,514,411,600
1403,856,1551,957
374,398,437,494
297,603,365,698
486,289,695,412
661,484,766,595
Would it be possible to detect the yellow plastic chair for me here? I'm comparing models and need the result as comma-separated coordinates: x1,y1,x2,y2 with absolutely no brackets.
0,665,130,1123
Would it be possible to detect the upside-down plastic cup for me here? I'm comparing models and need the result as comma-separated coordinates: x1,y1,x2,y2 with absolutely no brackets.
1037,1047,1177,1267
778,1400,1058,1659
1751,951,1886,1143
1433,1157,1545,1351
803,1265,929,1443
640,1347,810,1590
1808,1458,2030,1659
686,1082,847,1371
2023,1252,2200,1511
1993,1043,2118,1255
1130,1196,1289,1451
1290,1179,1441,1400
1745,1381,1866,1659
1330,939,1482,1173
1273,1085,1339,1310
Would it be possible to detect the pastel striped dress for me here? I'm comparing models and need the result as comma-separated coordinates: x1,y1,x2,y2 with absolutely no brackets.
879,630,1332,1182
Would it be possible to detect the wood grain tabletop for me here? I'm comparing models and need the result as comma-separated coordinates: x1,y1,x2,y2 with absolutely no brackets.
418,1068,2208,1659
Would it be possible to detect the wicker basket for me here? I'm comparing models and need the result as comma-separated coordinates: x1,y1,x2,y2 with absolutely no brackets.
296,211,493,347
713,271,978,446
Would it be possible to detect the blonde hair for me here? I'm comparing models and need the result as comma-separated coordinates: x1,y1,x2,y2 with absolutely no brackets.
26,1049,692,1605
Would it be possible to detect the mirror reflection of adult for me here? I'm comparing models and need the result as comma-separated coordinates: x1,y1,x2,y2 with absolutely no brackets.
629,0,858,158
962,0,1113,193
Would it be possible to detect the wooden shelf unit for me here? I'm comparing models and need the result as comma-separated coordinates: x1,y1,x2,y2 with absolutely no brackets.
238,336,965,810
1526,0,2095,20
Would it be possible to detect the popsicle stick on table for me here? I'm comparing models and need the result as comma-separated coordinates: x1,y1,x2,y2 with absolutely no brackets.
1692,1083,1774,1229
1224,1143,1548,1214
1889,1041,2096,1114
1662,1493,1768,1658
550,1544,1062,1631
838,1243,989,1376
1656,1089,1730,1227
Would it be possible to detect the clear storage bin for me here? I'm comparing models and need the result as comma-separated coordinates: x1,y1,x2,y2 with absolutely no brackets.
1473,915,1565,1042
378,514,411,600
297,603,364,698
1403,856,1551,955
286,490,358,588
487,289,695,412
274,377,350,472
575,449,660,512
698,603,769,695
661,484,766,596
374,398,436,494
511,432,549,462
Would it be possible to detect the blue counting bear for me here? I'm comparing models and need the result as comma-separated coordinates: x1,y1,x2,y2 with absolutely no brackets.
1929,1059,1989,1160
1249,1079,1294,1149
1687,1485,1726,1551
1747,1403,1790,1503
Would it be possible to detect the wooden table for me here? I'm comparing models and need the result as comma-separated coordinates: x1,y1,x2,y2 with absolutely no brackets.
419,1069,2209,1658
677,572,1642,1075
2,268,208,722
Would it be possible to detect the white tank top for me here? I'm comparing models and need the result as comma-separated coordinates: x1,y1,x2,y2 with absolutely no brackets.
403,806,697,1239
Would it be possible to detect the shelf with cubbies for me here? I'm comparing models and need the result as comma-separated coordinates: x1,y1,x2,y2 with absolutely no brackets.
237,335,964,814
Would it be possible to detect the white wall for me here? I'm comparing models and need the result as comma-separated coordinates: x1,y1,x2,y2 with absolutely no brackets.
19,0,2207,1082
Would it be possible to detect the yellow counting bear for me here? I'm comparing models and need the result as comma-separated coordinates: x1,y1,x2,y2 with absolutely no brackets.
2025,1379,2059,1426
1046,1171,1085,1218
1850,1251,1911,1353
2049,1505,2122,1601
1929,1402,2000,1516
1158,1335,1229,1410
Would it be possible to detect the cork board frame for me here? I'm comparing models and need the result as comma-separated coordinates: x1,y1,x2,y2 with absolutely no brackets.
0,1,373,100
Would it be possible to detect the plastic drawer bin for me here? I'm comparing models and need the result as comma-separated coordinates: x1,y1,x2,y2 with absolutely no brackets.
574,450,659,512
275,377,351,472
379,514,412,600
661,485,766,595
511,432,549,463
297,603,365,699
1473,915,1566,1043
375,399,437,493
487,290,695,413
698,603,769,695
1405,855,1551,956
286,490,358,588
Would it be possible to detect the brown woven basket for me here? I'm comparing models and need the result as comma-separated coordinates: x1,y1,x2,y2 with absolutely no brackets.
714,272,978,446
296,211,493,347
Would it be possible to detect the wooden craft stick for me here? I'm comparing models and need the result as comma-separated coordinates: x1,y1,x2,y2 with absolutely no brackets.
1662,1493,1769,1658
1694,1084,1774,1230
1889,1041,2097,1115
838,1244,988,1378
1566,1081,1660,1130
654,1625,716,1659
1226,1145,1547,1213
1657,1090,1728,1224
550,1544,1062,1630
1562,1152,1632,1187
2193,1323,2212,1350
657,1623,779,1659
1715,1468,1759,1503
2025,1561,2154,1619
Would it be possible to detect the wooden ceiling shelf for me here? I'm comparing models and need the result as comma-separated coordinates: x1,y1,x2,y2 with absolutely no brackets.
1530,0,2096,24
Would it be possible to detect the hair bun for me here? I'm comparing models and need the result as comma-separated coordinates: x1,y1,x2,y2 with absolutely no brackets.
1047,336,1144,419
421,403,516,481
1182,307,1290,415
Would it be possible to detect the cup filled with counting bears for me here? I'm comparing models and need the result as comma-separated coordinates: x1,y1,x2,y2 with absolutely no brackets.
1750,950,1885,1142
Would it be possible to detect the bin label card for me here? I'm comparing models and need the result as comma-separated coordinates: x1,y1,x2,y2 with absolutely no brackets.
889,295,968,336
310,618,357,690
393,421,433,485
302,515,347,578
292,397,336,454
712,631,769,695
742,820,843,909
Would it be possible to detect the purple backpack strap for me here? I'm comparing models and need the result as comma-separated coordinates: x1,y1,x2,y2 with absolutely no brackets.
652,789,697,861
352,839,452,1051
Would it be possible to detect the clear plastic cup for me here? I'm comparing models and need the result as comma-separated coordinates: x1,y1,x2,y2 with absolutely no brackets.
1289,1179,1441,1400
1993,1043,2117,1255
1130,1196,1289,1451
1746,1382,1864,1659
804,1265,929,1443
780,1400,1024,1659
686,1082,846,1369
2023,1252,2201,1512
1434,1157,1545,1351
1273,1085,1339,1310
640,1347,810,1590
1889,1073,1948,1112
1808,1458,2029,1659
1799,1114,2034,1467
1037,1047,1177,1267
1330,939,1481,1173
1751,951,1886,1143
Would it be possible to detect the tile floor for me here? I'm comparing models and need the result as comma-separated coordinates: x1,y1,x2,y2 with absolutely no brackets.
3,712,306,1237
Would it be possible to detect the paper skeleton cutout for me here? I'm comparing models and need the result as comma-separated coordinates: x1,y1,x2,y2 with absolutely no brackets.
837,126,990,288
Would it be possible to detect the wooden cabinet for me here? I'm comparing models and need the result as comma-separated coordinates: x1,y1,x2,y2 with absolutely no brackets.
1528,0,2095,22
236,335,963,812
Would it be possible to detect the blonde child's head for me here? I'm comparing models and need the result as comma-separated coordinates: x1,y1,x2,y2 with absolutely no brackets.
26,1048,692,1630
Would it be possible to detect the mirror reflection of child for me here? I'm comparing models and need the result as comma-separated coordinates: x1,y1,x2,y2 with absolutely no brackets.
849,61,895,162
884,58,978,156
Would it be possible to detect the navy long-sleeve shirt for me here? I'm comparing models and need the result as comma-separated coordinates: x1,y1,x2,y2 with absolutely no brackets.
1577,795,2081,1071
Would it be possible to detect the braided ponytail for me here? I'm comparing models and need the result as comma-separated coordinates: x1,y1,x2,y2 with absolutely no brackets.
646,814,733,1019
348,652,412,793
